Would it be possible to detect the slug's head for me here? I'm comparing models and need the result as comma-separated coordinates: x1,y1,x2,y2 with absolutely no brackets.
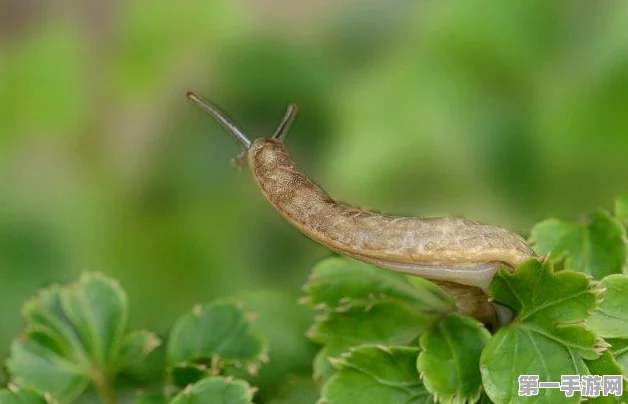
186,91,298,169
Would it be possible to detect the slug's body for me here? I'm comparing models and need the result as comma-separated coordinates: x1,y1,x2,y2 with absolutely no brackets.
187,91,535,325
249,138,533,290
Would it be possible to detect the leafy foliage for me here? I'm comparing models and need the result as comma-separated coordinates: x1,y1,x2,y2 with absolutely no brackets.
584,351,626,403
304,258,496,403
482,259,603,403
1,274,266,404
529,210,627,279
303,257,454,313
587,275,628,338
320,345,433,404
302,257,455,382
166,300,267,381
418,313,490,403
2,200,628,404
304,199,628,403
169,377,255,404
609,338,628,377
164,299,267,394
6,273,160,402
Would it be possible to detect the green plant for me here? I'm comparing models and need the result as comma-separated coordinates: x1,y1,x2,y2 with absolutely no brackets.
301,196,628,403
2,197,628,403
0,274,266,403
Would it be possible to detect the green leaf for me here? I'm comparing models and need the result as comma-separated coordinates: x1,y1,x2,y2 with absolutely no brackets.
616,195,628,223
303,257,454,314
609,338,628,378
585,350,623,378
304,257,455,384
529,210,627,279
118,330,162,372
308,298,436,385
585,351,626,404
488,260,602,358
0,385,56,404
222,290,314,400
417,313,490,404
308,300,434,347
7,337,88,402
6,273,158,402
313,345,343,383
20,287,88,365
169,377,255,404
482,327,591,403
166,300,266,371
587,275,628,338
60,273,128,367
321,345,434,404
482,259,604,403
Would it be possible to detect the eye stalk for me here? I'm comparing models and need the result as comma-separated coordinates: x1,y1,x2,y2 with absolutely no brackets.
187,91,299,146
187,91,299,169
272,103,298,143
186,91,252,149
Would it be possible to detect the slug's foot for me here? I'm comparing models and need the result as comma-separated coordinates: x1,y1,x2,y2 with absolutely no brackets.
432,280,509,330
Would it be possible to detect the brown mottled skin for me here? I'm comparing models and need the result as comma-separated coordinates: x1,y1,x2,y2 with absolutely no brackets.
249,139,532,265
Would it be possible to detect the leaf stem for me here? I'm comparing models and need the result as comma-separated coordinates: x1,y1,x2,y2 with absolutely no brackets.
92,368,117,404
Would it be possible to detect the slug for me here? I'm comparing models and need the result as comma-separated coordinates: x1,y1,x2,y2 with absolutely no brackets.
187,91,535,325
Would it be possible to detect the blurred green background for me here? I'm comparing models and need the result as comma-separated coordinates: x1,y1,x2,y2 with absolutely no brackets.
1,0,628,402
